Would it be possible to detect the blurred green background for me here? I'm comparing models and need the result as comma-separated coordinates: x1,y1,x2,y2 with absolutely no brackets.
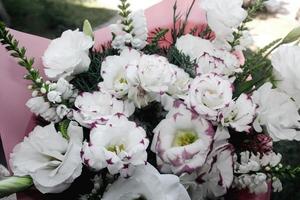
0,0,299,199
1,0,115,38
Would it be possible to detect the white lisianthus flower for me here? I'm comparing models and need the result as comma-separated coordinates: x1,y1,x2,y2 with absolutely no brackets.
81,114,149,177
180,126,233,200
218,94,256,132
126,54,176,108
73,90,135,128
151,103,215,175
100,48,141,98
185,73,233,120
271,46,300,107
43,29,94,80
253,82,300,141
200,0,247,42
176,35,241,78
102,163,191,200
26,96,60,122
10,122,83,193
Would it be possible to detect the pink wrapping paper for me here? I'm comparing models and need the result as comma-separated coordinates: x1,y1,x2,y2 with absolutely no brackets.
0,0,206,199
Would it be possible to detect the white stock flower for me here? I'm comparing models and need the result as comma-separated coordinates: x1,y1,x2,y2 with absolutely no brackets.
81,114,149,177
272,177,283,192
235,30,254,51
176,34,241,78
233,173,268,194
26,97,60,122
271,46,300,107
218,93,256,132
200,0,247,42
130,10,148,49
235,151,261,173
73,90,134,128
102,164,191,200
260,152,282,167
43,29,94,80
253,82,300,141
168,66,192,98
185,73,233,120
100,48,141,98
151,103,215,174
10,122,83,193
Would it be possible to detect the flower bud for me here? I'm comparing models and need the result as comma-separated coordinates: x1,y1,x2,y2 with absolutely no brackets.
282,26,300,44
40,87,47,94
83,19,93,39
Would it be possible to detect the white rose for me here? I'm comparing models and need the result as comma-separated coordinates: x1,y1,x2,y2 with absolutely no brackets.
253,82,300,141
185,73,233,120
168,66,191,98
151,103,215,174
81,114,149,177
73,90,134,128
43,29,94,80
200,0,247,42
10,122,83,193
218,93,256,132
102,164,191,200
271,46,300,107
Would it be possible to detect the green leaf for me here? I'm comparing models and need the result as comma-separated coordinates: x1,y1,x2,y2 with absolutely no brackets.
0,176,33,198
58,119,71,140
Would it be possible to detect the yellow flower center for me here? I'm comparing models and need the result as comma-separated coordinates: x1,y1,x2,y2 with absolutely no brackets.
172,130,198,147
107,144,126,154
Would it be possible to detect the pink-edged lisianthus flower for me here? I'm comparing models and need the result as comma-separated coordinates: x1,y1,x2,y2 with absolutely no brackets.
102,163,191,200
181,126,234,200
73,90,134,128
185,73,233,121
151,102,215,175
81,114,149,177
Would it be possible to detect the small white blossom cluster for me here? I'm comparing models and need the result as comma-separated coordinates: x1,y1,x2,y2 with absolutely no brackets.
110,10,148,50
26,78,77,122
233,151,283,194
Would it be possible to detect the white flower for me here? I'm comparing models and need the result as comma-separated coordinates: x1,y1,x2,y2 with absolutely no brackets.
100,48,141,98
235,151,261,173
271,46,300,107
81,114,149,177
168,66,191,98
234,30,254,51
47,91,62,103
130,10,148,49
272,177,283,192
151,103,215,174
73,90,135,128
218,93,256,132
176,34,241,78
26,97,60,122
200,0,247,42
260,152,282,167
126,54,176,107
43,29,94,80
10,122,83,193
56,104,70,119
253,82,300,141
101,164,191,200
185,73,233,120
264,0,281,13
180,126,233,200
54,78,76,100
234,173,268,194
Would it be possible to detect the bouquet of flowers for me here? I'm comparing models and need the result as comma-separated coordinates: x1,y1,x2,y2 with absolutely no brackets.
0,0,300,199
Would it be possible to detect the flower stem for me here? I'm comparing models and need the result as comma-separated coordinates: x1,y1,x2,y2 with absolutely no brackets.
0,176,33,198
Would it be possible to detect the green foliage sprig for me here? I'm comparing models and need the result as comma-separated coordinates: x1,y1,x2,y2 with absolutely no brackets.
0,21,46,91
118,0,133,33
144,28,169,53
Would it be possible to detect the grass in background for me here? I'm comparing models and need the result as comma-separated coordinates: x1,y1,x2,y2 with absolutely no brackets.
3,0,115,38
